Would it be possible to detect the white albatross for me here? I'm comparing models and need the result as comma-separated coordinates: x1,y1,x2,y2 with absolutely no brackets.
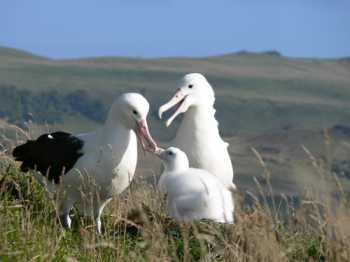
156,147,234,223
13,93,157,233
158,73,235,190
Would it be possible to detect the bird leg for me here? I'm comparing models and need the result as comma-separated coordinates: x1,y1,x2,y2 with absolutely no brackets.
59,213,72,229
95,214,102,235
93,198,112,234
58,199,74,230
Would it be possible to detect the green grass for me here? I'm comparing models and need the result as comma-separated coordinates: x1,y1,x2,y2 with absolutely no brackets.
0,116,349,261
1,154,349,261
1,47,350,260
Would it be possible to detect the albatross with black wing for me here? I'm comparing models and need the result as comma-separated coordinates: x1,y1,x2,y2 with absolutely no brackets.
13,131,84,184
12,93,158,234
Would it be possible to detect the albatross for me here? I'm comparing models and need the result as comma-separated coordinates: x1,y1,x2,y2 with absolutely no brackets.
158,73,235,190
13,93,157,233
156,147,234,223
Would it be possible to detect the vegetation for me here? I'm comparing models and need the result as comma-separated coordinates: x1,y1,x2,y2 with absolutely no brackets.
0,85,107,126
1,138,349,261
0,122,349,261
1,46,350,138
0,46,349,261
1,46,349,192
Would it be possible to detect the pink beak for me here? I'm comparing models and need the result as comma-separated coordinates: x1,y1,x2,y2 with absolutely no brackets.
135,119,157,153
158,89,191,127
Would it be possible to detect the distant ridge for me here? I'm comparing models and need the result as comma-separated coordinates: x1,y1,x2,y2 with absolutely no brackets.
1,45,286,61
220,50,282,57
0,46,48,60
1,45,349,61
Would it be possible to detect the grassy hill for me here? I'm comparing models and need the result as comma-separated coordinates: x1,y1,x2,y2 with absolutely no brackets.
1,47,350,261
1,46,350,137
1,46,350,197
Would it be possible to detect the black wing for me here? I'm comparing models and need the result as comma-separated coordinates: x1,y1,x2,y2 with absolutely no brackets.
13,131,84,184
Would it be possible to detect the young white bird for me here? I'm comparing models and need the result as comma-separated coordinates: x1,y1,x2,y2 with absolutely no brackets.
13,93,157,233
156,147,234,223
158,73,236,191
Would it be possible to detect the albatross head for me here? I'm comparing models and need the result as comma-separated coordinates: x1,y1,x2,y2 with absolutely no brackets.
109,93,157,152
158,73,215,127
155,147,189,172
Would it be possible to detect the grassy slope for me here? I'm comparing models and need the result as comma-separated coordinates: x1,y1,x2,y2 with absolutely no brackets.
1,161,350,261
1,48,350,261
1,46,350,195
1,46,350,137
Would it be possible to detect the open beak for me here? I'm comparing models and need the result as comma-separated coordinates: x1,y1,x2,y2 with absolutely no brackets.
158,89,191,127
135,119,157,153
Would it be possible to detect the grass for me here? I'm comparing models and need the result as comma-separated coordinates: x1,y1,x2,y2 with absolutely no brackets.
1,125,350,261
1,160,349,261
1,46,350,260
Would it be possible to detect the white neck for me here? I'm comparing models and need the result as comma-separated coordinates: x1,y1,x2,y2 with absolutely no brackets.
175,105,221,141
164,160,189,173
99,114,134,149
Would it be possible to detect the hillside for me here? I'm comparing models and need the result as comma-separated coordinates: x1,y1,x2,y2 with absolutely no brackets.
1,46,350,197
1,46,350,137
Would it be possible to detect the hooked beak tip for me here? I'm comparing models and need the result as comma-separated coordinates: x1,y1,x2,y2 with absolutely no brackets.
165,119,172,128
158,109,163,120
158,89,189,127
136,120,157,153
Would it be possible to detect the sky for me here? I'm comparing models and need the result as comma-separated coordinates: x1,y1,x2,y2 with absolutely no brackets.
0,0,349,59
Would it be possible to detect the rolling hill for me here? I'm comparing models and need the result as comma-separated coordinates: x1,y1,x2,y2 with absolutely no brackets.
1,46,350,196
1,46,350,137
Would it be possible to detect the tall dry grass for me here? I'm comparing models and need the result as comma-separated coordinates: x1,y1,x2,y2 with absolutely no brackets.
0,122,349,261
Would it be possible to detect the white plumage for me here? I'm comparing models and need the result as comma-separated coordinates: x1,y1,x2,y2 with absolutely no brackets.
13,93,157,233
156,147,234,223
159,73,235,190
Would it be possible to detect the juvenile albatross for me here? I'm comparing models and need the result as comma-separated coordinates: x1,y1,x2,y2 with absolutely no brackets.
156,147,234,223
13,93,157,233
158,73,235,190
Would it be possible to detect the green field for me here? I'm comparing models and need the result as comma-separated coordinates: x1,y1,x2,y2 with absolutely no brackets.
1,46,350,261
1,46,350,196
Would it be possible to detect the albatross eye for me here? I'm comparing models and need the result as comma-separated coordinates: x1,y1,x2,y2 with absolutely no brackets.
168,151,174,156
132,110,138,116
188,84,193,89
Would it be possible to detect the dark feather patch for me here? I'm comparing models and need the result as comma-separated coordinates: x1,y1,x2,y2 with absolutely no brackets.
13,131,84,184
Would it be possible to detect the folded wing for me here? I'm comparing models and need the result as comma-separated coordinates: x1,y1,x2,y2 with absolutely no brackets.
13,131,84,184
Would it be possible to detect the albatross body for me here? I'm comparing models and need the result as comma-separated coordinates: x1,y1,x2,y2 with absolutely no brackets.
159,73,235,190
156,147,234,223
13,93,157,233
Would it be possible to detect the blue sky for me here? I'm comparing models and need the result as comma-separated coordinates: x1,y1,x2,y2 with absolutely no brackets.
1,0,349,59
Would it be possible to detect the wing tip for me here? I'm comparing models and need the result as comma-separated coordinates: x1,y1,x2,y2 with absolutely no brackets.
12,141,32,159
